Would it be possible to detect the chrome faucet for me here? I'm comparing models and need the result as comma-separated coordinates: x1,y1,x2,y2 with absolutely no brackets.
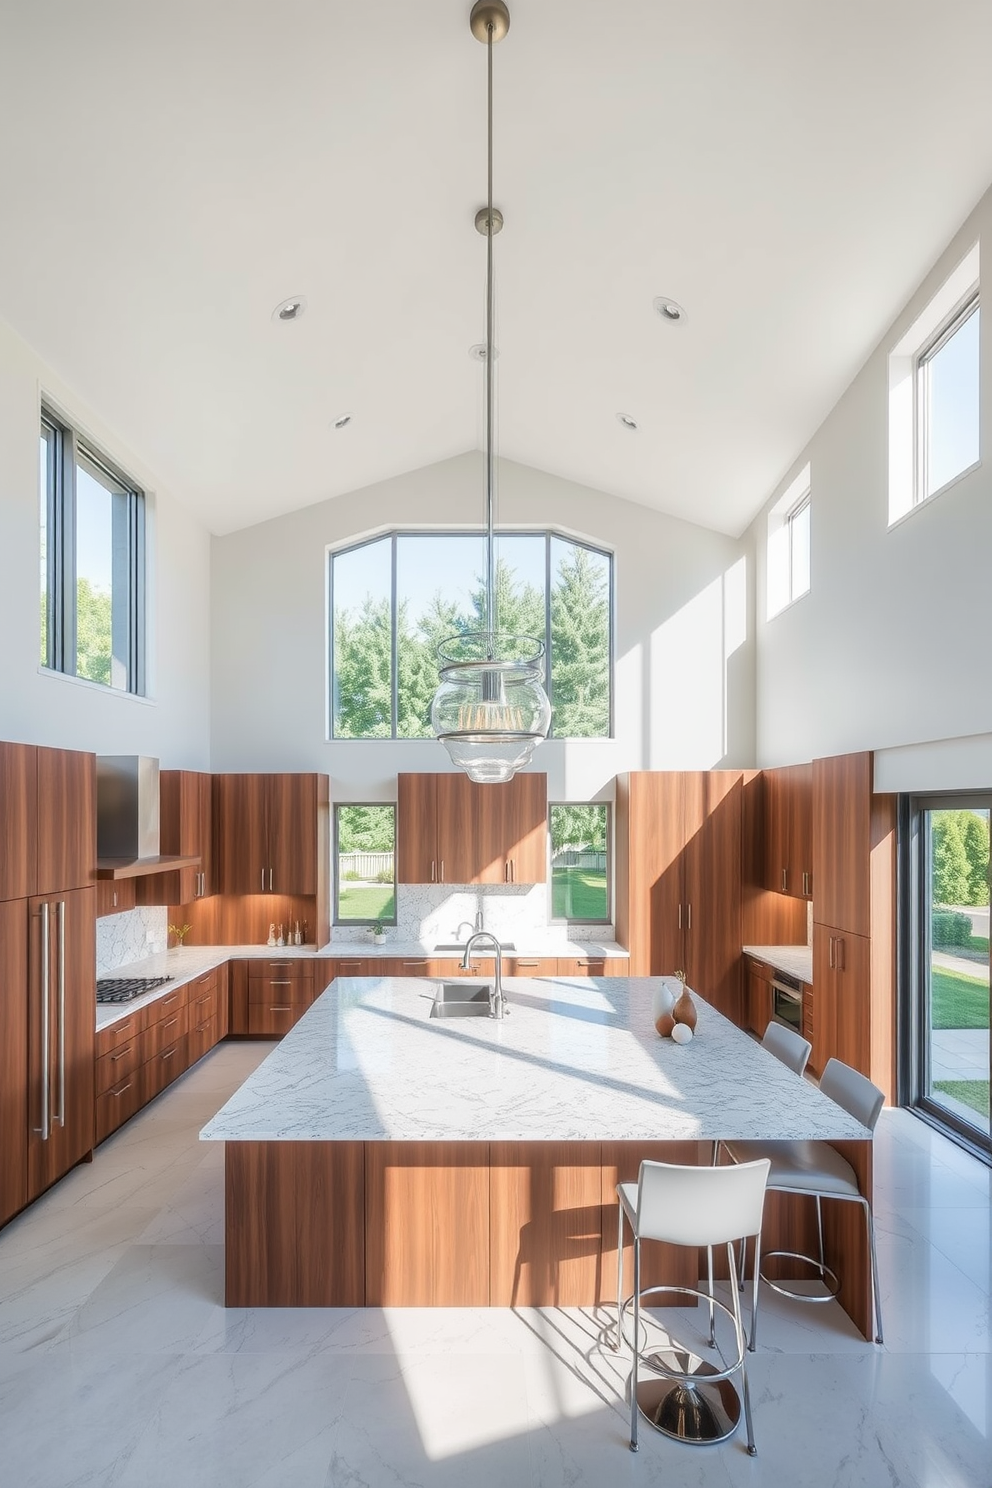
475,908,485,931
461,930,506,1019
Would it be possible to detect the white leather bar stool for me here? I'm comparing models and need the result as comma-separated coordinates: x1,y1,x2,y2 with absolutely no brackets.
760,1021,812,1076
615,1157,770,1455
724,1057,884,1349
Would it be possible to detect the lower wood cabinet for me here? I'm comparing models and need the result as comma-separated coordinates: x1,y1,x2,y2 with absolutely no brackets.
745,957,773,1036
555,957,624,977
802,982,817,1074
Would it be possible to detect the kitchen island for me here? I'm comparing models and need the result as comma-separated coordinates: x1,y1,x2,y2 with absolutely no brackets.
202,976,875,1334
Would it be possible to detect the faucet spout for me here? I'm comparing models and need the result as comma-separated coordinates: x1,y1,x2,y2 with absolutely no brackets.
460,930,506,1019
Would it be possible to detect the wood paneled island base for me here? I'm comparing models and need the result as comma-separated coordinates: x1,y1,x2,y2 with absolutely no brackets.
224,1136,874,1338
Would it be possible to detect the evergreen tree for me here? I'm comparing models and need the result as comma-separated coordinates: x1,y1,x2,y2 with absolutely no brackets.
550,545,610,737
332,595,392,737
961,811,990,905
932,813,972,906
75,579,113,686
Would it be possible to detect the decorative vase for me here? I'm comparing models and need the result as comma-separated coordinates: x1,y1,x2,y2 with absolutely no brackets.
673,984,697,1032
652,981,676,1038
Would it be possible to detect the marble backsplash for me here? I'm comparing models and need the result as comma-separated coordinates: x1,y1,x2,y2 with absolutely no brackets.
332,882,575,946
96,907,169,976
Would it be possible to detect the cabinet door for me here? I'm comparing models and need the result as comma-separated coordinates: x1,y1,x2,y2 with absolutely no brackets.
500,773,548,884
397,774,438,884
434,774,482,885
97,878,137,917
633,774,685,976
813,753,871,937
790,763,814,900
36,748,96,896
213,775,268,895
683,772,742,1022
0,898,27,1226
159,770,213,901
746,964,772,1036
813,923,870,1076
27,887,95,1200
195,772,214,895
763,767,792,895
267,774,319,896
0,744,37,902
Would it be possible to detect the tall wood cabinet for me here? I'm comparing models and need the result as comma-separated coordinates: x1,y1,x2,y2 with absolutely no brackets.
615,771,743,1022
136,769,213,907
812,752,895,1096
397,772,547,885
0,897,28,1226
213,774,328,896
763,763,813,900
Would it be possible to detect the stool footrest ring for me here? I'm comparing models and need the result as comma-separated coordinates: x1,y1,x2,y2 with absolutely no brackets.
758,1248,840,1303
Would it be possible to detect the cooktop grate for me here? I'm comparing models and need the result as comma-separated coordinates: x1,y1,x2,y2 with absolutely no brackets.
96,975,174,1005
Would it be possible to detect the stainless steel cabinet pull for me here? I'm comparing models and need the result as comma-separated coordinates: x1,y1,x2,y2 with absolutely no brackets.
686,903,692,931
110,1045,133,1061
161,995,178,1009
678,904,682,930
782,868,788,893
268,961,292,968
112,1081,132,1097
161,1048,176,1061
112,890,118,908
828,936,835,969
431,859,436,882
56,900,66,1128
163,1018,179,1032
510,859,515,883
504,861,510,882
270,1005,292,1012
261,869,266,892
36,903,51,1140
195,995,211,1007
269,868,273,891
836,937,845,972
269,980,292,986
439,860,444,882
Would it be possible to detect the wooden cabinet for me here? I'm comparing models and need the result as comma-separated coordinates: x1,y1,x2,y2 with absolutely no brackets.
0,743,37,902
802,982,817,1074
616,771,743,1023
36,747,97,897
397,772,547,885
97,877,137,917
811,753,896,1096
745,957,773,1036
213,773,328,897
136,770,213,907
27,886,96,1201
556,956,623,977
0,898,28,1226
506,956,560,977
764,763,813,900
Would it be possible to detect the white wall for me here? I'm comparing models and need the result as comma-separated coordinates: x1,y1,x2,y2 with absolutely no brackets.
210,454,754,800
0,315,211,766
751,182,992,787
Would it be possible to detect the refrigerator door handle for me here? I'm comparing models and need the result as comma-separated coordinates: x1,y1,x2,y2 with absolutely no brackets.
56,900,66,1128
35,903,51,1140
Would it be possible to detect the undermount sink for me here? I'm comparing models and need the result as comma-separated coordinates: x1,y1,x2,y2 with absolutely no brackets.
433,942,515,954
429,983,493,1018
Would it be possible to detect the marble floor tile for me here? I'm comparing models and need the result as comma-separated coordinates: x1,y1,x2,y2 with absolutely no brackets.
1,1045,990,1487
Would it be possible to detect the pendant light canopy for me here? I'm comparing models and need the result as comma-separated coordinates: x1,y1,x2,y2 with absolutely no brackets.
431,1,551,785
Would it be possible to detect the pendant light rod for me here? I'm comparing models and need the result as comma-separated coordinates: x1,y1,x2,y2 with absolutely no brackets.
485,17,495,643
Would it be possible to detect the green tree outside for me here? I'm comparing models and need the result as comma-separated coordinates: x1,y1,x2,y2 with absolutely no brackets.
932,810,990,907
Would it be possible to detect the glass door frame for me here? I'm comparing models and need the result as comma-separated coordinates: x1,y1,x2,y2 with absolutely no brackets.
904,791,991,1161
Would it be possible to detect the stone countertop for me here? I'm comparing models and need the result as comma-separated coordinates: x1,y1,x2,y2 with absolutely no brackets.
199,976,867,1145
95,941,629,1030
333,939,629,960
743,945,813,984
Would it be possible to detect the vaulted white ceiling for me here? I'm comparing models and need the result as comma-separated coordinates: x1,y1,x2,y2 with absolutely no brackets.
3,1,992,536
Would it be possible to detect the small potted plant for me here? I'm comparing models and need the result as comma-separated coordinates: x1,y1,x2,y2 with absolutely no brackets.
369,919,387,945
168,921,192,948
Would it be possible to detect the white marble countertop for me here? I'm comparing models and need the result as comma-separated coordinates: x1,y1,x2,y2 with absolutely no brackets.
95,940,629,1030
743,945,813,984
330,939,629,959
200,976,867,1144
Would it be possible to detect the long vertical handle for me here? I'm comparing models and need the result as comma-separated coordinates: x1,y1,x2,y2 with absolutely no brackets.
687,903,692,931
35,903,51,1140
781,867,787,893
269,867,273,891
261,869,266,892
828,935,835,969
678,904,682,930
431,859,436,882
56,899,66,1128
439,860,444,883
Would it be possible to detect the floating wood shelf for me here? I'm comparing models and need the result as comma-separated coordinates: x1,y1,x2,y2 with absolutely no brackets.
96,854,201,880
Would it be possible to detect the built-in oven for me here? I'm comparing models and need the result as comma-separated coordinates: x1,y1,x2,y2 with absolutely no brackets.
771,973,803,1035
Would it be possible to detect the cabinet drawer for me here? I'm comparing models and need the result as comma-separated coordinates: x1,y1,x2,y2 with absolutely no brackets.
143,1005,189,1059
506,957,559,977
96,1072,143,1145
247,1002,306,1037
96,1012,142,1058
146,985,188,1024
248,977,313,1005
142,1037,187,1101
187,1014,219,1067
187,980,220,1025
95,1036,142,1096
557,957,623,976
247,959,314,982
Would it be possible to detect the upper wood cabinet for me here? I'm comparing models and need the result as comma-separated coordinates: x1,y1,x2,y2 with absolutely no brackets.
213,773,329,897
397,773,548,885
134,770,214,910
615,770,742,1022
0,744,95,901
0,744,37,902
813,752,872,937
763,763,813,900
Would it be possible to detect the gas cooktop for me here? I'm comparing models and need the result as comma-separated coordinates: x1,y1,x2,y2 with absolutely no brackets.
96,975,174,1005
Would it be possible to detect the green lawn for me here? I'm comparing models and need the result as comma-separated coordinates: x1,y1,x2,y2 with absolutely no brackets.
934,1080,991,1118
552,867,608,921
931,965,990,1030
337,884,395,922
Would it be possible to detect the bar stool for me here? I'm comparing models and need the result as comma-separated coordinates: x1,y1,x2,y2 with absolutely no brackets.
761,1021,812,1076
615,1157,770,1455
723,1057,884,1349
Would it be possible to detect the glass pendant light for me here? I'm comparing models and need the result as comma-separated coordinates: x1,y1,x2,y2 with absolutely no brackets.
431,0,551,785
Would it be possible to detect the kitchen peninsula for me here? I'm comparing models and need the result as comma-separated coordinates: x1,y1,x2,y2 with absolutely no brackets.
202,975,876,1336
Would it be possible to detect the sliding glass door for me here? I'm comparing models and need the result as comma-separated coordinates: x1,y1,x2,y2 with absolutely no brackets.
913,797,990,1147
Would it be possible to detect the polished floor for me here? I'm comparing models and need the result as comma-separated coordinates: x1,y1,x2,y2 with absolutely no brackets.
1,1042,990,1488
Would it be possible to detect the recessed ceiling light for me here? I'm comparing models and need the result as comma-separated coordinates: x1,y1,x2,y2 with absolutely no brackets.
332,413,353,430
469,343,499,362
653,296,687,324
272,295,307,323
616,412,638,431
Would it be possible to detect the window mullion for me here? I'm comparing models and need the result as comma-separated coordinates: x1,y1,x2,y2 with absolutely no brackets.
391,532,399,738
61,425,79,676
544,531,553,735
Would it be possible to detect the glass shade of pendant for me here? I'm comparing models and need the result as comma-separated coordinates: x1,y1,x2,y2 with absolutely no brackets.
431,631,551,784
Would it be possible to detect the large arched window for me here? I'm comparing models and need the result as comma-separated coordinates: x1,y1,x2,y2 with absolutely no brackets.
328,530,612,739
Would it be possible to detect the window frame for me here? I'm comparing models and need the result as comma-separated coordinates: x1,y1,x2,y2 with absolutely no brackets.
914,289,980,508
785,487,811,606
333,802,398,927
40,406,146,695
766,464,811,620
327,528,614,742
548,801,612,927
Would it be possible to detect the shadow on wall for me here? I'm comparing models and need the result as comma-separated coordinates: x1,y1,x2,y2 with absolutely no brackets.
621,556,748,771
